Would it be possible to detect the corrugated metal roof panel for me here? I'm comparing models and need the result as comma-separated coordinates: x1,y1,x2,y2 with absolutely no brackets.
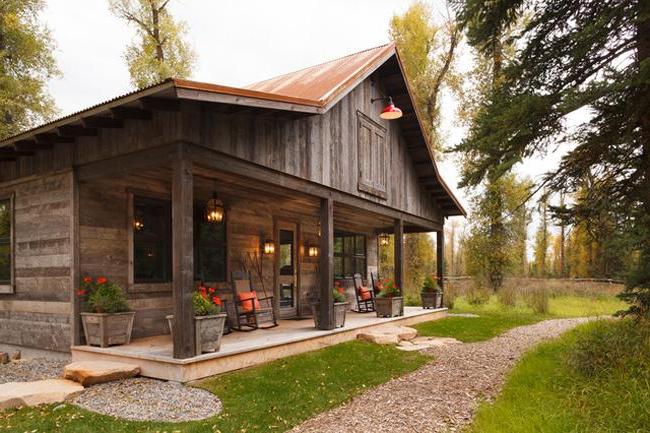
245,44,395,104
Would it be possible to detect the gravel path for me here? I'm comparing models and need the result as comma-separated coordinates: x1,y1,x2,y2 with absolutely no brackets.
291,317,596,433
0,358,68,384
72,377,222,422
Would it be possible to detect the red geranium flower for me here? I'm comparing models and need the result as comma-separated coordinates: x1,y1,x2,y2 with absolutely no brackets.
208,287,216,294
212,296,222,305
97,277,107,284
83,276,92,284
77,289,87,296
337,286,345,294
199,286,207,295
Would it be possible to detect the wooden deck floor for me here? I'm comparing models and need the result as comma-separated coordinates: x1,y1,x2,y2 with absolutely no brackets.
71,307,447,382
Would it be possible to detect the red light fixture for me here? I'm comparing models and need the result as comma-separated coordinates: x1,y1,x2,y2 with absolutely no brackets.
372,96,402,120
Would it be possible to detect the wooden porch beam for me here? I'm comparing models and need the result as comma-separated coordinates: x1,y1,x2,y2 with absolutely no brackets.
111,106,152,120
171,148,195,359
437,229,444,293
394,219,404,316
318,196,334,330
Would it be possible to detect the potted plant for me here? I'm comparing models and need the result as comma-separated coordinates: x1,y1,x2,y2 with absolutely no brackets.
166,286,227,355
421,275,443,309
375,280,403,317
312,282,349,328
78,276,135,347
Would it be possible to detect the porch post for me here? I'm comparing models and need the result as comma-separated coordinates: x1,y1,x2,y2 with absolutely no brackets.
437,228,444,293
318,197,334,330
394,219,404,315
172,149,195,359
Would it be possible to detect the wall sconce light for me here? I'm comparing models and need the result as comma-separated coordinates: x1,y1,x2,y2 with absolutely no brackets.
378,233,390,247
263,239,275,255
133,216,144,232
371,96,403,120
308,245,320,257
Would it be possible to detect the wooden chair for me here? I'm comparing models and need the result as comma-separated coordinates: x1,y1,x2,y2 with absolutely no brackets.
230,271,278,331
370,272,382,293
353,273,375,313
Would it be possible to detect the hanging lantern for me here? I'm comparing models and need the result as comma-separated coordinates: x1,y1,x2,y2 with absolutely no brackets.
263,239,275,255
378,233,390,247
205,192,224,223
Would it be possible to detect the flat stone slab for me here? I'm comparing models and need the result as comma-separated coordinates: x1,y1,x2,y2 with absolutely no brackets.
396,336,463,351
0,379,84,410
357,326,418,345
63,361,140,386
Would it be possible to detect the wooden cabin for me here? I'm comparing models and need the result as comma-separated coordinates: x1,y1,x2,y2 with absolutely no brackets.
0,44,464,360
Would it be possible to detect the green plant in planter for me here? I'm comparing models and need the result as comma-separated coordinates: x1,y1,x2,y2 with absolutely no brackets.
377,280,400,298
79,277,129,313
193,286,223,316
333,288,346,303
421,275,442,293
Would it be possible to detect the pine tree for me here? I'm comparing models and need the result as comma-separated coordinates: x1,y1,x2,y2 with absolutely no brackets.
0,0,59,139
455,0,650,319
109,0,196,88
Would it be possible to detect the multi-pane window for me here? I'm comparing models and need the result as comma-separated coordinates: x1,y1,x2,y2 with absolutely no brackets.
334,233,367,279
357,111,387,199
0,198,12,287
133,196,172,283
194,205,227,282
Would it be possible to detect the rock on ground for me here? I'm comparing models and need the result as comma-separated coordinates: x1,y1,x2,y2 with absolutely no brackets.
0,358,68,384
0,379,84,410
72,377,222,422
357,326,418,345
64,361,140,386
291,317,596,433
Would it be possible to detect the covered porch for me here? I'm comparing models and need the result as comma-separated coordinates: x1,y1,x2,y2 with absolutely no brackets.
71,307,446,382
73,141,446,372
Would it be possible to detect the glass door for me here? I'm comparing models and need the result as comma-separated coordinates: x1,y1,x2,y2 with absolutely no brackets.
277,222,298,318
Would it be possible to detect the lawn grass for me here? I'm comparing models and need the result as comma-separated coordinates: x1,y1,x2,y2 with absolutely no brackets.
0,341,428,433
465,319,650,433
414,295,625,342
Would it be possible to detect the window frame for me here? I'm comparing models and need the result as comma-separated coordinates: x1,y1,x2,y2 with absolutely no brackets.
193,202,227,283
333,231,367,279
132,194,172,285
357,110,388,199
0,193,14,294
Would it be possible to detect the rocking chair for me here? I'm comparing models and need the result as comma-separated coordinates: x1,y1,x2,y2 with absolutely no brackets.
229,271,278,331
353,273,376,313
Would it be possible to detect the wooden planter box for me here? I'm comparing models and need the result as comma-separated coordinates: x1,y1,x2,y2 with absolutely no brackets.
311,302,349,328
421,292,443,309
375,296,403,318
166,313,227,356
80,311,135,348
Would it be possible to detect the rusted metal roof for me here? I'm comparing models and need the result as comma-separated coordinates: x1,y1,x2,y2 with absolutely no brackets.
246,44,395,106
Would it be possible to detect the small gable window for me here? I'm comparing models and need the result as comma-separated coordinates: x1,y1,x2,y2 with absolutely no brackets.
357,111,388,199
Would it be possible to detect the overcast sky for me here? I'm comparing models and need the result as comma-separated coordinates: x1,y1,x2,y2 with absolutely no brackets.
42,0,569,243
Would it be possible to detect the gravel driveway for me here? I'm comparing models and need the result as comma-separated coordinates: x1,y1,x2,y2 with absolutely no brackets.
291,317,596,433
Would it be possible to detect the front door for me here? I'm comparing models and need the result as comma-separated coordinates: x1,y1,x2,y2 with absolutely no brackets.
276,221,299,318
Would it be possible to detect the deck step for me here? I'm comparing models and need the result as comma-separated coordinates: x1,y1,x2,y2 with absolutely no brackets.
0,379,84,410
63,361,140,386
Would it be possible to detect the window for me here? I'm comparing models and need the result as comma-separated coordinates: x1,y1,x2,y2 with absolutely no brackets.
279,230,294,276
357,111,387,199
333,232,366,279
134,196,171,283
0,197,12,290
194,205,227,282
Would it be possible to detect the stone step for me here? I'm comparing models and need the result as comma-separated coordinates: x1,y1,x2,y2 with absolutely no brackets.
356,326,418,345
0,379,84,410
63,361,140,386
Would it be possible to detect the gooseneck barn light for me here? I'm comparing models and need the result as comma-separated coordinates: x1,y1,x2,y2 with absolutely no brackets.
371,96,403,120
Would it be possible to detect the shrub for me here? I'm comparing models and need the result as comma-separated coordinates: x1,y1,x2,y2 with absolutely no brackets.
377,280,400,298
421,275,441,293
333,288,346,303
80,277,129,314
466,283,490,306
444,282,460,309
525,287,549,314
497,284,517,308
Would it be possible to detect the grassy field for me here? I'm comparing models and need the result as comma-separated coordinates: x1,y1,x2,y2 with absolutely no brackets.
414,294,626,342
0,341,428,433
465,319,650,433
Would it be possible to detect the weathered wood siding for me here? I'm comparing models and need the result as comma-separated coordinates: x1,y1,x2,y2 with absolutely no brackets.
0,171,73,351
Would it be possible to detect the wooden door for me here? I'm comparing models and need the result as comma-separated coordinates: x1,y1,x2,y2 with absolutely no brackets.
275,220,299,318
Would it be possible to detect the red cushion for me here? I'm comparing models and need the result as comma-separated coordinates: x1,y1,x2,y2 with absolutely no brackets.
239,291,262,312
358,287,372,301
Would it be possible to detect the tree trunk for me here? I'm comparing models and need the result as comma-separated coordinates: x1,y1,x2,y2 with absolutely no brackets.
150,1,165,61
